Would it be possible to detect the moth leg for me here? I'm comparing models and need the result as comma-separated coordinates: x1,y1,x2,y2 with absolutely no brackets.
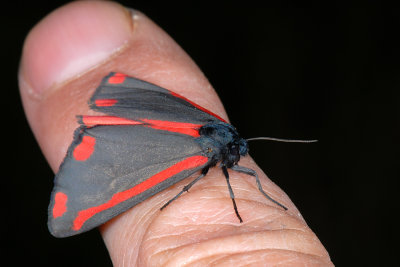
231,165,288,210
161,167,209,210
222,166,243,223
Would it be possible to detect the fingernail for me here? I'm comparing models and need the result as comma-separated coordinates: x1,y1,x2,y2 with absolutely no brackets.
19,1,134,95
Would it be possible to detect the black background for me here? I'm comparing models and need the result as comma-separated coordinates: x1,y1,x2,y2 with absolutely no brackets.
4,1,398,266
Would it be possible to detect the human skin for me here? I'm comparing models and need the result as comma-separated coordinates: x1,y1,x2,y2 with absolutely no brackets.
19,1,333,266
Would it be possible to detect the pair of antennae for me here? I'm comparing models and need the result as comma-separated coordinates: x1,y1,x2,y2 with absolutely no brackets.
246,137,318,143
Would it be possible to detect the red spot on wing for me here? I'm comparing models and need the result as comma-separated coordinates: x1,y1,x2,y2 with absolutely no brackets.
72,155,208,231
73,136,96,161
95,99,117,107
108,73,126,84
170,91,227,122
53,192,68,218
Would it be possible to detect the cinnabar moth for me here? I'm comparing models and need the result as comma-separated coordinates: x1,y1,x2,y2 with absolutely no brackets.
49,72,296,237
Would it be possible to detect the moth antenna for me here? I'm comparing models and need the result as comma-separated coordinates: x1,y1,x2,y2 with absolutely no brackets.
246,137,318,143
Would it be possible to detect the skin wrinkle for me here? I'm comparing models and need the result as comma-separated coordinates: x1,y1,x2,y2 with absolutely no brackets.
143,218,320,265
146,221,316,266
238,251,309,267
125,225,139,263
172,203,231,224
109,214,143,265
158,246,310,266
142,183,295,233
104,190,168,265
250,216,309,234
194,249,323,267
132,204,162,255
272,253,330,267
191,250,330,267
159,229,323,264
178,181,290,220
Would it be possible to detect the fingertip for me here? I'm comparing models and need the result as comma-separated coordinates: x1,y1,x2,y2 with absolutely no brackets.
19,1,134,96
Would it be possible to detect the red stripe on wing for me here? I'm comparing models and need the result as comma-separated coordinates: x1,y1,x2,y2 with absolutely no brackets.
81,116,202,137
142,119,201,137
81,116,143,126
170,91,226,123
95,99,118,107
72,155,208,231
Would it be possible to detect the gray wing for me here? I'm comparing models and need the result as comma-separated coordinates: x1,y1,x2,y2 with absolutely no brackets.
48,125,208,237
89,72,225,124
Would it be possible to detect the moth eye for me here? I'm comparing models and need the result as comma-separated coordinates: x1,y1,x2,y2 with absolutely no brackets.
230,144,239,155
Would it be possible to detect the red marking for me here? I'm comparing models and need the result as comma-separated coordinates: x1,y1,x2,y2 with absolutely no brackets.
143,119,201,137
81,116,143,126
72,155,208,231
95,99,117,107
73,136,96,161
108,73,126,84
170,91,226,122
81,116,201,137
53,192,68,218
